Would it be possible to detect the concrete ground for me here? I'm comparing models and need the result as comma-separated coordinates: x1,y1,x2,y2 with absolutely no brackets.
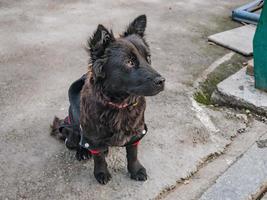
1,0,264,200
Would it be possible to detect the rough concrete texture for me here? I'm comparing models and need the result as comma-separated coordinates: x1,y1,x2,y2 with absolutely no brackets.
165,120,267,200
208,25,256,56
246,59,254,76
212,67,267,116
0,0,254,200
262,193,267,200
199,131,267,200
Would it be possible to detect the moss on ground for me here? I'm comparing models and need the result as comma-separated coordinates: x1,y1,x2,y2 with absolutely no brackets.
194,54,249,105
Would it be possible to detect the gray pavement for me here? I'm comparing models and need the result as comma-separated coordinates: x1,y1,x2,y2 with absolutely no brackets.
0,0,259,200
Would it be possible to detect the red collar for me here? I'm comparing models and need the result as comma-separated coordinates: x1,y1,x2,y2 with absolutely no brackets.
107,101,138,109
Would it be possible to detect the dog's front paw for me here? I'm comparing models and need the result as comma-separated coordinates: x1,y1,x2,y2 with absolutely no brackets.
128,160,147,181
75,147,91,161
130,167,147,181
94,171,112,185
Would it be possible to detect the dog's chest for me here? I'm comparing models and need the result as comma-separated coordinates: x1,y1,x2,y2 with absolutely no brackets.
105,130,141,146
99,108,144,146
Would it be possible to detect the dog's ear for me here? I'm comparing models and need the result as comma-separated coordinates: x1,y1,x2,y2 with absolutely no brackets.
87,24,114,62
91,59,106,82
123,15,147,37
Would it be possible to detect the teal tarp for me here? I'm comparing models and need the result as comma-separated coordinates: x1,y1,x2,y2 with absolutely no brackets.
254,2,267,90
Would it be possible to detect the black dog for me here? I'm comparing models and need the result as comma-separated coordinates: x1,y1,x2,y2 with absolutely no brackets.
51,15,165,185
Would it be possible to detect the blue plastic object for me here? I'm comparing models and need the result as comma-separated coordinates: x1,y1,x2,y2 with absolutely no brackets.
232,0,264,24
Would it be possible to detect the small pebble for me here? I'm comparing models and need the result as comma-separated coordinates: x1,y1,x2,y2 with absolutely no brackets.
237,128,246,134
184,180,190,185
208,41,215,45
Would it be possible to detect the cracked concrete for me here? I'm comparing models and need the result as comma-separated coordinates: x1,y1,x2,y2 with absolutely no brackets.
0,0,259,199
164,119,267,200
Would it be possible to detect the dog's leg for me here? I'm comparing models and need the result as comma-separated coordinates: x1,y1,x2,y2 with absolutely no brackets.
75,146,92,161
126,145,147,181
93,152,111,185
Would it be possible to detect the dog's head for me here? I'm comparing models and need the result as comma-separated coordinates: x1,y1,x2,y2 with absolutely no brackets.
87,15,165,97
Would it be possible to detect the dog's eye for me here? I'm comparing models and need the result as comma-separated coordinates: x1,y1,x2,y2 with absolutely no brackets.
126,59,135,68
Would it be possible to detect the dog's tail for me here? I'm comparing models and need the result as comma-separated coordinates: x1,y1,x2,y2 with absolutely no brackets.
50,116,81,150
50,116,66,140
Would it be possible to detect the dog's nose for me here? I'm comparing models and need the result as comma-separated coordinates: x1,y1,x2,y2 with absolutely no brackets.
154,76,165,87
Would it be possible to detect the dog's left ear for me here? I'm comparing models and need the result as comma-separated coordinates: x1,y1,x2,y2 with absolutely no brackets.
87,24,114,82
87,24,115,62
123,15,147,37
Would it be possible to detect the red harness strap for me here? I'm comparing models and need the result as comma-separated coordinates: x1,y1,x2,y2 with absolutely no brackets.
79,124,146,156
132,140,140,146
106,101,138,109
67,116,71,124
107,102,129,109
88,140,140,155
89,149,101,155
64,116,71,125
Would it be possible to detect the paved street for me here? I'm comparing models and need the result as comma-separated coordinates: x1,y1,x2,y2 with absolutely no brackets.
1,0,265,199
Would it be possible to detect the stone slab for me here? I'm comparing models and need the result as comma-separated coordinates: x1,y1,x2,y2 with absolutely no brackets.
199,134,267,200
208,25,256,56
212,67,267,115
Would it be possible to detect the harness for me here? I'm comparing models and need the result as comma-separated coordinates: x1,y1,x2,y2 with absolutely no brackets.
59,74,147,155
79,124,147,155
